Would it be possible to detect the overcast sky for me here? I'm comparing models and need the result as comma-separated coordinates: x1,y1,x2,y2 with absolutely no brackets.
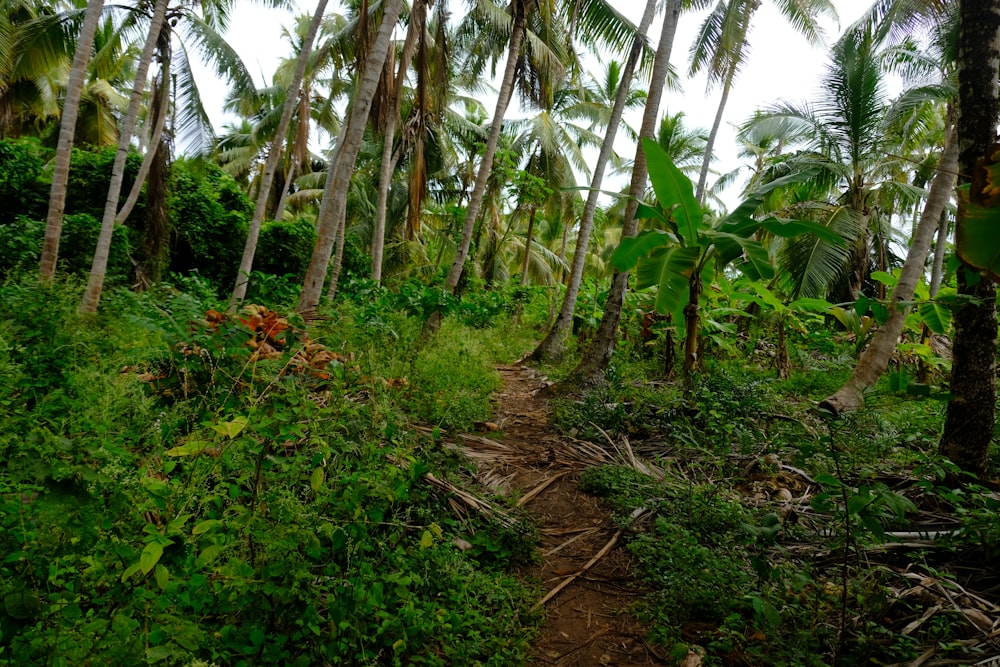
198,0,881,207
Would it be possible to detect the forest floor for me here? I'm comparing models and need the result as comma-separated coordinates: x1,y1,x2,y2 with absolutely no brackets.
450,364,669,666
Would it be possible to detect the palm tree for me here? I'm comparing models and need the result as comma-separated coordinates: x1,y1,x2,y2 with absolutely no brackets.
434,0,561,323
39,0,106,282
529,0,657,363
567,0,683,386
297,0,404,315
742,24,926,304
79,0,170,313
689,0,837,205
228,0,328,310
820,7,959,414
939,0,1000,479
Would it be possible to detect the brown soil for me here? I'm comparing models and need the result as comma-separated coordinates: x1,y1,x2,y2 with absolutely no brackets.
453,364,668,666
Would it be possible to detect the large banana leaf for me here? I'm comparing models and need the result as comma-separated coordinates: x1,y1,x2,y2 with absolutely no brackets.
642,137,701,247
635,245,703,314
956,180,1000,282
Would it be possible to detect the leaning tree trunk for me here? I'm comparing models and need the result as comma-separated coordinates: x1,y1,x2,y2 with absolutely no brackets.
38,0,106,282
520,205,537,285
939,0,1000,479
116,42,171,227
694,72,733,205
529,0,658,364
929,208,949,297
694,0,759,206
79,0,168,313
566,0,682,387
229,0,328,310
424,5,527,332
371,0,424,284
297,0,403,315
820,123,959,414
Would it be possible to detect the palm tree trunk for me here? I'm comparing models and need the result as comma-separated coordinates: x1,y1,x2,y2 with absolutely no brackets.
116,51,171,226
695,72,733,205
820,124,959,414
38,0,106,282
440,8,526,295
372,0,424,284
529,0,658,363
940,0,1000,479
230,0,328,310
567,0,682,387
929,208,949,297
520,205,537,285
79,0,168,313
297,0,404,315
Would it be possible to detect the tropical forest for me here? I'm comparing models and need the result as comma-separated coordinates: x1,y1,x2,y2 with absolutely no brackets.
2,0,1000,665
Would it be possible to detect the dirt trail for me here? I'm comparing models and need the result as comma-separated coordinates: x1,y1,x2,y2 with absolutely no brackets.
454,364,667,666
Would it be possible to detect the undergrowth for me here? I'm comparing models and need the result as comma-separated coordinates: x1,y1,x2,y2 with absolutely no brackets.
0,278,547,666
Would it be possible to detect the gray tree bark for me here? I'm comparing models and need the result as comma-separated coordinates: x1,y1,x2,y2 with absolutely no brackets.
820,124,958,414
939,0,1000,479
230,0,328,310
529,0,658,364
80,0,169,313
297,0,404,315
566,0,682,387
39,0,106,281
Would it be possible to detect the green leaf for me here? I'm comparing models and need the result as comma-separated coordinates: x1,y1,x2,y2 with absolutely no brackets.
956,184,1000,281
870,271,898,288
310,467,325,493
196,543,225,568
918,301,952,334
211,415,249,440
635,246,703,314
154,564,169,591
164,440,214,457
642,138,701,247
192,519,223,535
420,530,434,549
610,230,675,272
140,541,164,575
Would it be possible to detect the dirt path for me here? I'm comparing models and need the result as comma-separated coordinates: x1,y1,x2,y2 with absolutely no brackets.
453,364,667,666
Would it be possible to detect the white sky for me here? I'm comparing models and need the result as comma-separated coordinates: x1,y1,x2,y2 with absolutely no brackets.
199,0,879,207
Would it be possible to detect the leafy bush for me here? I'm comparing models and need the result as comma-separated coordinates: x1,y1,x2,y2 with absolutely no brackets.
255,217,316,280
168,160,250,289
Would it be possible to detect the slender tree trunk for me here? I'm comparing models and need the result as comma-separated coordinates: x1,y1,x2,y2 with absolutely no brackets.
79,0,168,313
929,209,949,297
820,124,959,414
566,0,682,387
117,51,171,226
695,73,733,205
372,0,423,284
520,206,537,285
427,6,526,331
229,0,327,310
940,0,1000,479
297,0,403,315
38,0,106,282
529,0,658,363
682,271,703,373
694,0,759,206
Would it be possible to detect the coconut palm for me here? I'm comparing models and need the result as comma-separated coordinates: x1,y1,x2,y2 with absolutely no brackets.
939,0,999,478
39,0,106,282
741,23,931,303
567,0,683,386
689,0,837,205
297,0,404,314
527,0,657,363
228,0,328,310
79,0,169,313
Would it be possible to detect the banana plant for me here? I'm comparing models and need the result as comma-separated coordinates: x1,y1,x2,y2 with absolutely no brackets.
611,138,842,373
